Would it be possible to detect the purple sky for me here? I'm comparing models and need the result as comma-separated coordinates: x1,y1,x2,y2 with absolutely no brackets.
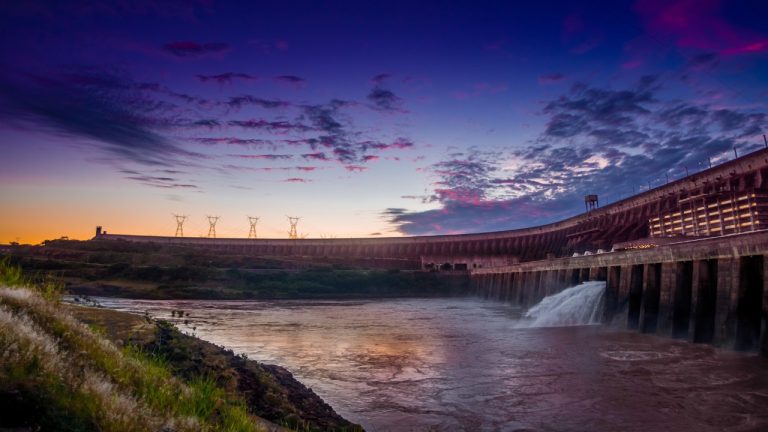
1,0,767,242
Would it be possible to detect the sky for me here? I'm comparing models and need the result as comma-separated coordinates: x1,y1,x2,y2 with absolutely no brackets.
1,0,766,244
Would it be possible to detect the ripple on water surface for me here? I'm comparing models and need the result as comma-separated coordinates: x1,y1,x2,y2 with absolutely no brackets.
88,296,768,432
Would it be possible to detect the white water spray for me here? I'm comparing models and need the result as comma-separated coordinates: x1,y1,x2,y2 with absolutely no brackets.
517,281,606,328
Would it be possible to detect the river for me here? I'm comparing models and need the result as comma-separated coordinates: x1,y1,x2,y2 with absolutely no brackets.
87,284,768,431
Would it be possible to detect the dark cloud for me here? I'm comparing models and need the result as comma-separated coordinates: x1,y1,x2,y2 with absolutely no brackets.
185,119,221,129
0,69,196,166
362,137,415,151
196,73,258,84
228,119,312,133
192,137,275,148
298,99,359,163
384,196,575,235
367,87,404,112
542,76,658,138
163,41,230,57
284,177,311,183
274,75,306,87
226,95,290,110
301,152,329,161
385,78,766,235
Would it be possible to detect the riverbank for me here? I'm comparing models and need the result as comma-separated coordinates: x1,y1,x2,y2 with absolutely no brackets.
0,260,364,431
2,241,468,300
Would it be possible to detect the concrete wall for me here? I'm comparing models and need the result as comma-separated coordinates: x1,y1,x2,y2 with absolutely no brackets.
471,230,768,356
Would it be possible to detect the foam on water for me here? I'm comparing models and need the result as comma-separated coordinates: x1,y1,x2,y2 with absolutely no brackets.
518,281,606,328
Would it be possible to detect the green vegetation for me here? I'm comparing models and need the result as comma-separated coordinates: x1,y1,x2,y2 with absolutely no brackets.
3,240,468,300
0,258,365,432
0,256,63,300
0,259,264,431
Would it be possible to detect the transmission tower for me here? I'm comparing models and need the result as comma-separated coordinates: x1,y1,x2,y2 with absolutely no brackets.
247,216,259,239
173,214,187,237
207,216,220,238
287,216,300,240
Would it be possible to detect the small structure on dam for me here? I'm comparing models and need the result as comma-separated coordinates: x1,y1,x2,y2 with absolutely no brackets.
93,148,768,355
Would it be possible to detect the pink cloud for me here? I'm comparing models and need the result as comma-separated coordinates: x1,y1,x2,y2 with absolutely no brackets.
284,177,310,183
635,0,768,55
227,154,292,160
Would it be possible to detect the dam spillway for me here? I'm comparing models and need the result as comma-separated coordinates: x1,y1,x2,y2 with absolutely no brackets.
472,230,768,355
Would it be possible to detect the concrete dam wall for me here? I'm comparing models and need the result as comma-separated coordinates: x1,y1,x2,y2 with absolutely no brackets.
472,230,768,356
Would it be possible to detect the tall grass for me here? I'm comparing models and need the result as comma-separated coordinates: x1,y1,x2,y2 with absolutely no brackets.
0,256,62,301
0,259,265,431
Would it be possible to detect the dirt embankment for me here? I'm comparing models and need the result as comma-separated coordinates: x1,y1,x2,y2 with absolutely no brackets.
67,304,363,432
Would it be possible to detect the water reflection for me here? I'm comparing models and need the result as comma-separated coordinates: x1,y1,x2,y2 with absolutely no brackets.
90,297,768,431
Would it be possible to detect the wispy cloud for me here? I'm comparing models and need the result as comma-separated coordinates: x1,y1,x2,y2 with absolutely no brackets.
370,73,392,85
196,72,258,84
192,137,276,148
227,154,293,160
123,174,199,189
0,69,197,166
538,73,565,85
162,41,231,58
274,75,306,88
227,118,312,133
301,152,329,161
225,95,290,110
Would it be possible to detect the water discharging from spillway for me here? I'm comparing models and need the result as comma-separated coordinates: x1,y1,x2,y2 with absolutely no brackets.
518,281,606,328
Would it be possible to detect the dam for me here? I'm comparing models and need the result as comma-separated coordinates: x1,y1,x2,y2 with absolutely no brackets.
94,148,768,355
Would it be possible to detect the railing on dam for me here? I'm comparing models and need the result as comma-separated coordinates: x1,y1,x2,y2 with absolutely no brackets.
471,230,768,356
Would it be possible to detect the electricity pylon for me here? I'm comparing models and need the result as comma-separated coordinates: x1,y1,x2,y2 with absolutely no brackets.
247,216,259,239
173,214,187,237
287,216,300,239
207,216,220,238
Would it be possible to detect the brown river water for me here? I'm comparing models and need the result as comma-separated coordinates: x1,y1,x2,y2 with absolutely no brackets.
88,291,768,432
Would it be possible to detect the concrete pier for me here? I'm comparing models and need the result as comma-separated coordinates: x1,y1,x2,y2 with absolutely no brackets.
472,231,768,355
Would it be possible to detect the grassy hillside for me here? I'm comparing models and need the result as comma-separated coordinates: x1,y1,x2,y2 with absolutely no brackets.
0,260,363,431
